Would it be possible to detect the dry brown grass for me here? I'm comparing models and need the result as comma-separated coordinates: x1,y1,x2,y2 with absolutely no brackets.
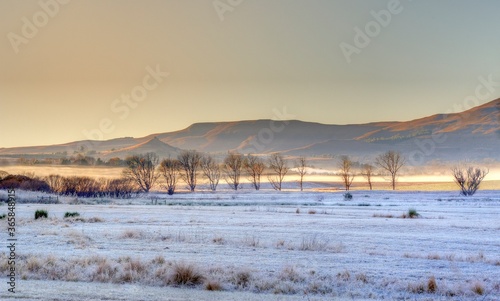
205,280,223,291
212,236,224,245
120,229,143,239
355,273,368,284
471,282,484,295
233,271,252,288
336,270,351,281
372,213,394,218
170,263,204,286
427,276,437,293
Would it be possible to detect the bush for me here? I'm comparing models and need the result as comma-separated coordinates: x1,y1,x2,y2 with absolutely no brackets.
0,213,6,219
35,209,48,219
64,212,80,218
343,192,353,201
452,165,488,196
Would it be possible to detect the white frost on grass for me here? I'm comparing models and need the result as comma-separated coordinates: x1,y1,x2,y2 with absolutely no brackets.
0,190,499,300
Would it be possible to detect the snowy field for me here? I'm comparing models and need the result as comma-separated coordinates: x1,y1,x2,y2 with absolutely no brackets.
1,190,499,300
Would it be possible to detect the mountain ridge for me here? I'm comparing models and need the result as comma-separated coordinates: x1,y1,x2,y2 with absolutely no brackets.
1,99,499,165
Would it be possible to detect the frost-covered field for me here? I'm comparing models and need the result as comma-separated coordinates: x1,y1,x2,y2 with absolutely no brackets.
1,190,499,300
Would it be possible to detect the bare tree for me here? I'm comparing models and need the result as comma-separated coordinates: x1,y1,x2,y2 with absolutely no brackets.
375,151,405,190
338,156,355,191
123,152,159,193
361,164,374,190
200,154,221,191
158,157,180,195
178,150,202,192
295,156,308,191
223,152,244,190
451,165,488,196
268,153,289,191
244,155,265,190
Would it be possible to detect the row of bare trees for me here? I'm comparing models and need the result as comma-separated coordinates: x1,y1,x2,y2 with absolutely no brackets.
118,149,490,195
123,151,297,194
123,150,413,193
338,151,406,191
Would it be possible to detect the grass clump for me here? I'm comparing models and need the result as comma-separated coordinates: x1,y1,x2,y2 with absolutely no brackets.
402,208,420,218
471,282,484,295
170,263,204,286
343,192,353,201
35,209,48,219
427,276,437,293
0,213,6,219
64,212,80,218
205,280,223,291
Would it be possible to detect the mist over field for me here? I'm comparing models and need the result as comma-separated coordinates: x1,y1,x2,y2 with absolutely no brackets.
2,0,500,300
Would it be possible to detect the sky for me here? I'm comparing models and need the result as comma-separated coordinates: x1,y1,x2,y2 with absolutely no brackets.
1,0,500,147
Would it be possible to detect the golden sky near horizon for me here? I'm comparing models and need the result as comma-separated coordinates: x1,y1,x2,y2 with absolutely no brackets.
1,0,500,147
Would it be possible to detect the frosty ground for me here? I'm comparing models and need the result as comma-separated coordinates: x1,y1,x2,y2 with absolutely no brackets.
0,190,499,300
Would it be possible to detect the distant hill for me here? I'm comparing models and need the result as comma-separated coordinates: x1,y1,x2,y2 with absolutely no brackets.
1,99,498,166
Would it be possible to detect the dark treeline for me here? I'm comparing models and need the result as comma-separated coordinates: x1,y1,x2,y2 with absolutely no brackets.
15,155,127,167
0,174,136,198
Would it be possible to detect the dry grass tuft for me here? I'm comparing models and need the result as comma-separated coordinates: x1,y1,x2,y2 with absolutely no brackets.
308,209,317,214
407,282,426,294
86,217,105,223
471,282,484,295
299,234,329,251
205,280,223,291
355,273,368,283
170,263,204,286
26,256,41,272
152,255,166,265
427,276,437,293
120,229,143,239
212,236,224,245
336,270,351,281
233,271,252,288
372,213,394,218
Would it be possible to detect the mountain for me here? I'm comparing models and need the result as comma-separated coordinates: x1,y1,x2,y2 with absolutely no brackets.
100,137,181,159
1,99,499,166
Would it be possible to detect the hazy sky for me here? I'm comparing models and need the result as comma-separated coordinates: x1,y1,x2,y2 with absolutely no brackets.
1,0,499,147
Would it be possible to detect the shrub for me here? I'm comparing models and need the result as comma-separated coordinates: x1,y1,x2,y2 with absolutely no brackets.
308,209,317,214
0,213,6,220
35,209,48,219
452,165,488,196
343,192,353,201
64,212,80,218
